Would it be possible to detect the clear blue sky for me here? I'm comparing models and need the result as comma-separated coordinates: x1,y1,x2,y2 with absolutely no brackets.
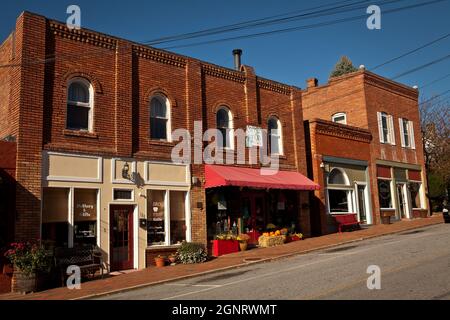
1,0,449,101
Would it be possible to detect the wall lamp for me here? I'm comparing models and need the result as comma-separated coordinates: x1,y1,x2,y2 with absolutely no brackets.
320,162,330,172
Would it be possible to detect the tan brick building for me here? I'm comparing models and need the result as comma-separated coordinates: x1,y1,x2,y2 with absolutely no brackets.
303,70,429,235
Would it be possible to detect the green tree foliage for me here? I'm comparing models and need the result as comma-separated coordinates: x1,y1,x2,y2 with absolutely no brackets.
330,56,358,78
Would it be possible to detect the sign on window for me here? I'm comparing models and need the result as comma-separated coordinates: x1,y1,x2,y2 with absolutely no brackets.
246,125,263,148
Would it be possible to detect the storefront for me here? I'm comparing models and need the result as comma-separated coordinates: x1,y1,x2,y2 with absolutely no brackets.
41,151,191,271
376,162,427,221
204,165,319,242
321,157,372,232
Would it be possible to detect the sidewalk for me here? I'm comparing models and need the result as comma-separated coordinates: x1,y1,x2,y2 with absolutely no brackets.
0,215,444,300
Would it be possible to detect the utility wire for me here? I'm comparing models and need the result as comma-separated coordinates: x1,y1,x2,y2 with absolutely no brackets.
420,72,450,89
371,32,450,71
391,53,450,80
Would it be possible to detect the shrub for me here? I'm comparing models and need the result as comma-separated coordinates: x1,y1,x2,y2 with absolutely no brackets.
4,241,51,276
176,242,208,264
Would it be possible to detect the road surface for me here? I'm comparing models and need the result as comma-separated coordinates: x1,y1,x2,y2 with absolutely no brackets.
95,223,450,300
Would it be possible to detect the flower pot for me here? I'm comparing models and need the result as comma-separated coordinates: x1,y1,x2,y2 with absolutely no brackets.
11,270,37,294
168,256,177,264
154,257,166,268
239,241,248,251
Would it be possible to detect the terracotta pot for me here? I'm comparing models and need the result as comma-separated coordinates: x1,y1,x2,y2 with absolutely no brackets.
11,270,37,294
154,257,166,268
239,241,248,251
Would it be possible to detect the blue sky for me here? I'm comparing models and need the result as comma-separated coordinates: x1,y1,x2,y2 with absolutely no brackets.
1,0,449,101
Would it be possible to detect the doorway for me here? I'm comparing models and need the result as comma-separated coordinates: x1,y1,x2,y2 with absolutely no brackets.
356,184,368,223
396,183,409,219
110,205,134,271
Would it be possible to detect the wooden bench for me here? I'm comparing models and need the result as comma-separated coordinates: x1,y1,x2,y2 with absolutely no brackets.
54,246,105,287
334,214,360,233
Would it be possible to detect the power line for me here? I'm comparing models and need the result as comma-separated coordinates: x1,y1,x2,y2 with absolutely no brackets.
370,32,450,71
420,72,450,89
392,53,450,80
160,0,446,50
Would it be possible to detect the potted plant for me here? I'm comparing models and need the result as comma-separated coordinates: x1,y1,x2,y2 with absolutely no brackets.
4,241,51,294
237,234,250,251
212,233,239,257
168,253,177,264
176,242,208,264
154,255,166,268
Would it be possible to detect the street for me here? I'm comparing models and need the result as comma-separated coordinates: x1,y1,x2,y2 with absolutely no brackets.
95,223,450,300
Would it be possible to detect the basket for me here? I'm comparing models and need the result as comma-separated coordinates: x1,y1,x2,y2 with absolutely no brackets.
258,235,286,248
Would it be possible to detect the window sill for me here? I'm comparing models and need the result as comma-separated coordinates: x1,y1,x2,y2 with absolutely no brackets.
63,129,98,139
146,244,182,250
148,140,176,147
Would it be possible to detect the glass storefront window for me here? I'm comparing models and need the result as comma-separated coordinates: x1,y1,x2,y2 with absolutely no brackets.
147,190,166,245
378,179,393,209
73,189,98,247
42,188,70,247
328,189,350,213
170,191,187,245
409,182,422,209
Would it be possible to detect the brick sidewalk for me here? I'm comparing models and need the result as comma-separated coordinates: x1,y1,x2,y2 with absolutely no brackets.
0,215,444,300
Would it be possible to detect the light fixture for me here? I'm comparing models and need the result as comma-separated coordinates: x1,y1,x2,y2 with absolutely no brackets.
320,162,330,172
122,162,130,180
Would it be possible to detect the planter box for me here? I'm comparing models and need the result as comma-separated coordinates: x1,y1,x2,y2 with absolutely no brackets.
212,240,239,257
286,235,302,243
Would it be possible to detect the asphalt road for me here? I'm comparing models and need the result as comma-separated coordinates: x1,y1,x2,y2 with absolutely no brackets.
95,223,450,300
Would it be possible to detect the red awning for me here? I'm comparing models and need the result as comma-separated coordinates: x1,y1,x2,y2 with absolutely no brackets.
205,165,320,191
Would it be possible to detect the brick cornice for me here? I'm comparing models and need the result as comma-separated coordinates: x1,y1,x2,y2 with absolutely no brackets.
49,21,117,50
202,64,245,83
132,45,187,68
311,119,372,143
257,77,291,95
363,71,418,100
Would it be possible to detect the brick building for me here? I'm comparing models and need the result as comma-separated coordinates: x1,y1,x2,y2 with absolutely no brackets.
303,70,429,235
0,12,319,271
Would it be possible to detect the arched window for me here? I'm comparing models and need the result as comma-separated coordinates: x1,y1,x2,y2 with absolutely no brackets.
67,78,93,131
216,107,233,149
268,116,283,155
150,95,170,141
328,168,350,185
332,112,347,124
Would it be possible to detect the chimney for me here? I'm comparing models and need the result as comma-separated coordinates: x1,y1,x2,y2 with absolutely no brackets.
307,78,318,89
232,49,242,71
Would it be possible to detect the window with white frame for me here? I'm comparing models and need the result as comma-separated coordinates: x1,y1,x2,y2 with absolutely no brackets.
332,112,347,124
409,182,422,209
377,112,396,145
399,118,416,149
268,116,283,155
150,95,171,141
146,189,189,246
327,168,354,214
216,106,234,149
67,78,93,131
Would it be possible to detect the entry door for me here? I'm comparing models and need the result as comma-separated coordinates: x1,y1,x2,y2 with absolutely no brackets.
240,192,266,232
396,184,408,219
356,185,367,223
110,205,134,271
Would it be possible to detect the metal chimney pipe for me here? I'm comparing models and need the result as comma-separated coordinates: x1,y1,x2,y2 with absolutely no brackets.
232,49,242,71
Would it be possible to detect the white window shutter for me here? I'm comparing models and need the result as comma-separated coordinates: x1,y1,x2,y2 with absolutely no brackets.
388,115,396,145
399,118,405,147
377,112,384,143
409,121,416,149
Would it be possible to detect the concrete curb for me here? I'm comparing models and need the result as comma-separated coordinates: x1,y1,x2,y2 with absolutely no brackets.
74,218,444,300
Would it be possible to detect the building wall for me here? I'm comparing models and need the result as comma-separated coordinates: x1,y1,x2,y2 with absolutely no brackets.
0,33,14,139
5,12,308,249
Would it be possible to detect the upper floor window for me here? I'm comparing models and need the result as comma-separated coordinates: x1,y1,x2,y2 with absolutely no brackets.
332,112,347,125
67,79,93,131
150,95,171,141
377,112,396,145
216,107,233,149
399,118,416,149
268,116,283,155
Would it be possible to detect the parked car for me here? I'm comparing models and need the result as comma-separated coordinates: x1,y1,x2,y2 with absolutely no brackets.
443,201,450,223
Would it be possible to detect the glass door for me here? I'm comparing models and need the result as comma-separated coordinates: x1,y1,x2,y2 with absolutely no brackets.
357,185,367,223
396,183,407,219
110,205,134,271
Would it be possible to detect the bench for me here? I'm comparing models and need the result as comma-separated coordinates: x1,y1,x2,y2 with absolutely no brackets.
54,246,105,287
334,214,360,233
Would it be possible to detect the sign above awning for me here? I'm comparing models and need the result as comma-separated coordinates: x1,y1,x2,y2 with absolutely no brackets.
204,165,320,191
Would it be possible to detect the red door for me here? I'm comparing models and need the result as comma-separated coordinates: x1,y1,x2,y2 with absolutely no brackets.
110,205,134,271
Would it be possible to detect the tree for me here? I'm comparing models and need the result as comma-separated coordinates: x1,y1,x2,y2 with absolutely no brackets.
420,96,450,211
330,56,358,78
